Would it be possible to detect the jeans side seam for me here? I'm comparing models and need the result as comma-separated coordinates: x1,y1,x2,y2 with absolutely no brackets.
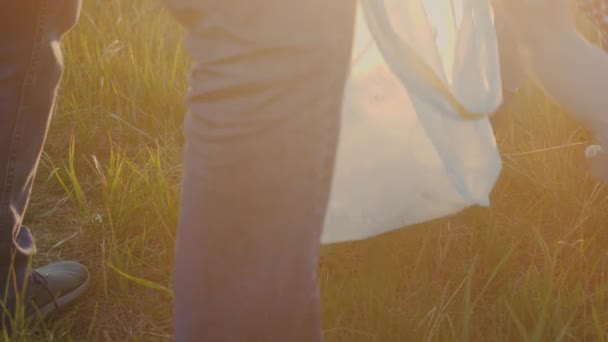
0,0,49,237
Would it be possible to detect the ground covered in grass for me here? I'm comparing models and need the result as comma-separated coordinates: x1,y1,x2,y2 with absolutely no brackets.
10,1,608,341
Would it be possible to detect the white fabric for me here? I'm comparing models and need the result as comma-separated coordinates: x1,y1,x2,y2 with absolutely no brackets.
322,0,503,244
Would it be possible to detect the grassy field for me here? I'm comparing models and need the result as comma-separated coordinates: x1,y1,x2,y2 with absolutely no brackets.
8,1,608,341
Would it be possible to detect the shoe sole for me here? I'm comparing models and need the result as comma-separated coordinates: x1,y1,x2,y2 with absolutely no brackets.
33,268,91,317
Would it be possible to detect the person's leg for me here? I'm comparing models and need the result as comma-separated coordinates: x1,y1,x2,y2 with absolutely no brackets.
169,0,356,340
0,0,89,323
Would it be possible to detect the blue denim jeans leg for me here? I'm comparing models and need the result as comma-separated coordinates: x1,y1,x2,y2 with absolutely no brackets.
0,0,81,311
168,1,356,340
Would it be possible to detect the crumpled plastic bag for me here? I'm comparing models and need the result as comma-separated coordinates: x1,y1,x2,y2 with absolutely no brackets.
322,0,503,244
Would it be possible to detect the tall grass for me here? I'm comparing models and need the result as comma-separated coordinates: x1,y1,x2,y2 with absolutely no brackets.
9,0,608,340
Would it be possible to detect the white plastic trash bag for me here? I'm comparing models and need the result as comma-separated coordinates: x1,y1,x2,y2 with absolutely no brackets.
322,0,503,244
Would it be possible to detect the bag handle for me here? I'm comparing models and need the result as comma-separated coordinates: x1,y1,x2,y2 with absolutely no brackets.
360,0,485,120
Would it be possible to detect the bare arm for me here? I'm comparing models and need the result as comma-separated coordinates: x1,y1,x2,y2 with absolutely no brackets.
495,0,608,143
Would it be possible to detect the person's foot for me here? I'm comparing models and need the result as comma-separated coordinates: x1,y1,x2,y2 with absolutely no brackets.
24,261,90,317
